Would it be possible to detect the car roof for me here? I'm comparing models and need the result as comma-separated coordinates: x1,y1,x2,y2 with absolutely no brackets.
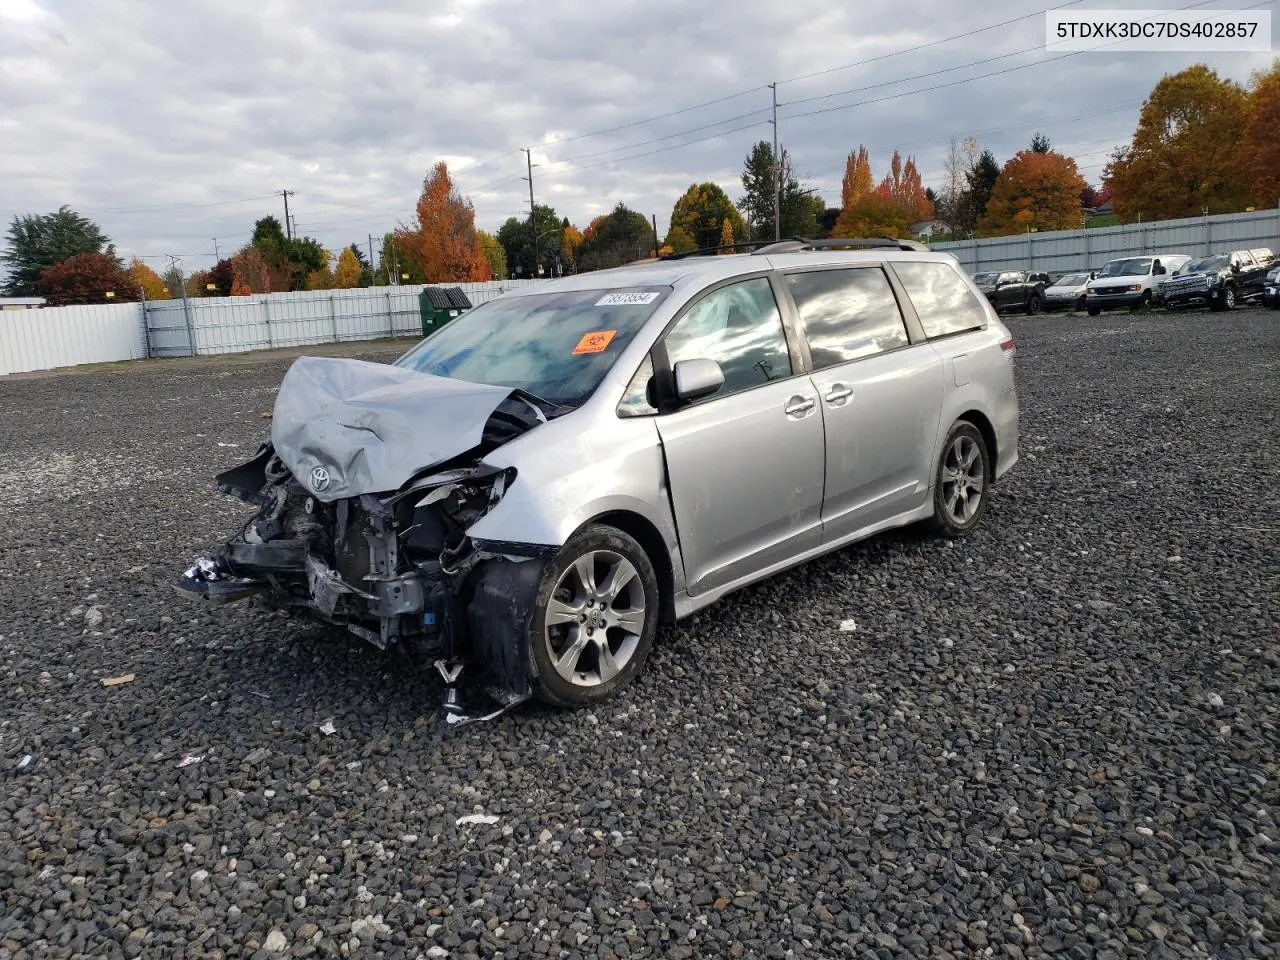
501,249,964,298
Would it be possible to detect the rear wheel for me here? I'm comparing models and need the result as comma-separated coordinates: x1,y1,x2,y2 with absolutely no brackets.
530,524,658,707
930,422,991,538
1076,295,1087,312
1026,295,1042,315
1211,285,1235,311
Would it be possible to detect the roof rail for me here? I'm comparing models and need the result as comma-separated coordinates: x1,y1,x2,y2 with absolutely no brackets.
657,240,784,261
752,236,930,254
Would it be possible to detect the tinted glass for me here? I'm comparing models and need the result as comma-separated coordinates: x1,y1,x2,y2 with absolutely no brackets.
891,261,989,339
785,267,908,370
395,286,670,407
663,278,792,399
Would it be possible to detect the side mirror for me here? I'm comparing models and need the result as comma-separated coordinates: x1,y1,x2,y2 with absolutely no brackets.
1231,262,1240,273
673,358,725,402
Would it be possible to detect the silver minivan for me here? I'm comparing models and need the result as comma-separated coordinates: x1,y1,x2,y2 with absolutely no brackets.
181,239,1020,721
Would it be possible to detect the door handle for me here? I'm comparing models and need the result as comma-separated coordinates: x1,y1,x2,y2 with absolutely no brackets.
824,384,853,404
784,396,815,417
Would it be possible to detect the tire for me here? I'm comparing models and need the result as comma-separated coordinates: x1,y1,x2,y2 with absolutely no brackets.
1087,304,1101,316
1211,285,1235,312
1130,291,1153,313
529,524,659,707
930,421,991,539
1076,296,1087,313
1026,295,1042,315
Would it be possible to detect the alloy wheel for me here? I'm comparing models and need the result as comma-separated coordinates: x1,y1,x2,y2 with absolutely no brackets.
942,435,985,525
543,550,646,687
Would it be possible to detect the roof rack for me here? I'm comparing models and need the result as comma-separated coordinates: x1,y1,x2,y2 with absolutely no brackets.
657,240,783,261
752,236,930,254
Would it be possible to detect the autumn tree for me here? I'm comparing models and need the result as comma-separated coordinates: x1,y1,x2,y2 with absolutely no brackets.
561,223,584,270
475,230,506,280
1104,64,1252,220
306,248,336,290
128,257,170,300
397,162,489,282
668,182,747,250
719,218,735,252
978,149,1087,235
335,246,362,288
35,252,137,306
185,270,213,298
208,258,234,297
831,193,911,241
876,150,933,222
840,146,874,209
662,224,696,254
3,206,114,296
1242,59,1280,204
231,246,274,294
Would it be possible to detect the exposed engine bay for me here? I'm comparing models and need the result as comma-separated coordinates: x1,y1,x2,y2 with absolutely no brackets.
177,357,562,726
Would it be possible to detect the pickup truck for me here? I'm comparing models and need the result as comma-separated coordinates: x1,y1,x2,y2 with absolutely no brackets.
971,270,1051,314
1162,247,1277,311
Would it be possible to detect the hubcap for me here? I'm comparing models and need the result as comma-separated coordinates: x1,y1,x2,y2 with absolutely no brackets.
942,435,985,525
543,550,645,688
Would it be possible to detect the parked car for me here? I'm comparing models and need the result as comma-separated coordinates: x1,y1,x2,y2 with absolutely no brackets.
1265,261,1280,309
1162,247,1276,311
971,270,1051,314
1042,272,1093,312
1085,254,1191,314
179,239,1020,721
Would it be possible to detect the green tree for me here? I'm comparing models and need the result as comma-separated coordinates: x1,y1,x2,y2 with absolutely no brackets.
574,203,653,272
1030,132,1052,153
668,182,747,250
1104,64,1252,220
497,204,562,277
951,149,1001,237
663,224,697,253
3,206,114,296
476,230,507,280
738,140,821,241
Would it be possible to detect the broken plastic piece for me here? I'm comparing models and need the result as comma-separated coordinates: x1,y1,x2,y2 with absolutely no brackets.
18,754,33,770
839,619,858,632
318,718,337,736
176,754,204,768
456,814,500,826
101,674,135,687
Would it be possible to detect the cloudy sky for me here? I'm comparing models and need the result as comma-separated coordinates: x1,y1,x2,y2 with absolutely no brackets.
1,0,1274,273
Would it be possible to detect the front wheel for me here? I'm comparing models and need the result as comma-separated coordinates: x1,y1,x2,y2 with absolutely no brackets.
930,422,991,538
530,524,659,707
1211,286,1235,311
1087,305,1101,316
1026,295,1042,315
1130,291,1153,313
1076,296,1087,312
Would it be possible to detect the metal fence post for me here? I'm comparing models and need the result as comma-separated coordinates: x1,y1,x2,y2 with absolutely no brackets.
385,289,394,338
262,297,273,349
179,287,196,357
329,295,339,342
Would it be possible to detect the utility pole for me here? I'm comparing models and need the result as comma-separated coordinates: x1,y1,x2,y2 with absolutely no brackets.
769,83,781,242
212,238,220,261
523,149,539,276
281,189,295,240
651,214,660,257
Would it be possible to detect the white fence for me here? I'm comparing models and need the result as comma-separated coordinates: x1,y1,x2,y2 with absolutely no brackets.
0,302,148,376
932,206,1280,275
0,280,541,376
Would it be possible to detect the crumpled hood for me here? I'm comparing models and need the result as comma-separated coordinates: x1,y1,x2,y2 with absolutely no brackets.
270,356,521,502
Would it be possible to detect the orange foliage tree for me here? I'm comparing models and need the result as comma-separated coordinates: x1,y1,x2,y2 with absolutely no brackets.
128,257,170,299
840,146,874,209
231,246,275,294
1242,59,1280,203
832,193,911,240
978,150,1087,235
400,162,489,282
37,253,139,306
877,150,933,222
561,224,584,267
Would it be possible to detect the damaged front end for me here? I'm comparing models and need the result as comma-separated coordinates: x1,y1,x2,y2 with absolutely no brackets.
178,357,557,726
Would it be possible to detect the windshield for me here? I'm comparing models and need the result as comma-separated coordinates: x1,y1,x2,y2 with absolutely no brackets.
394,286,671,406
1099,258,1152,277
1053,274,1087,286
1180,255,1229,273
972,272,999,284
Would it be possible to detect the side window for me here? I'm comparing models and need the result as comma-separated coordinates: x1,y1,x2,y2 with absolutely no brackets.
1237,251,1255,267
617,355,657,417
662,277,792,399
785,267,908,370
891,260,989,339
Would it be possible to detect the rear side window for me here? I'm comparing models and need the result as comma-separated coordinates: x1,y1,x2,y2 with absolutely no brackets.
891,261,989,339
784,267,908,370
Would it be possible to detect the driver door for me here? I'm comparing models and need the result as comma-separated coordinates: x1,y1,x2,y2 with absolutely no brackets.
653,276,825,596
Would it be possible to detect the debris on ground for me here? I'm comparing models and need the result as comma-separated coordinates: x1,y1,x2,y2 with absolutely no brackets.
17,754,34,769
456,813,500,826
100,673,135,687
84,607,104,628
839,619,857,632
175,754,205,768
318,718,337,736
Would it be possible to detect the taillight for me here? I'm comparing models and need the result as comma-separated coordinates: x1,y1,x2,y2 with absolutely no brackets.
1000,336,1015,358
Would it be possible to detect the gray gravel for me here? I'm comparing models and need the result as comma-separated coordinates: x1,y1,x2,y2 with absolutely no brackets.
1,312,1277,959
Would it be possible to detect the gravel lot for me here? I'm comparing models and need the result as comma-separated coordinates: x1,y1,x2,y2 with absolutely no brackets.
1,310,1276,960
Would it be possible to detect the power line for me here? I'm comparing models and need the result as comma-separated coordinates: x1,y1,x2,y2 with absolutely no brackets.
77,192,279,214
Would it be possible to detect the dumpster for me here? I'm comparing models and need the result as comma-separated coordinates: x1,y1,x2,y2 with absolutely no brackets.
418,286,455,335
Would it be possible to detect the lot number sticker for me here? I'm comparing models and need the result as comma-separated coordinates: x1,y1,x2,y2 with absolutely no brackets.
572,330,617,355
595,291,660,306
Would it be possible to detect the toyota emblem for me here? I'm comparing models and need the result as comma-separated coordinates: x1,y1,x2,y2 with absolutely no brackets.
309,466,331,493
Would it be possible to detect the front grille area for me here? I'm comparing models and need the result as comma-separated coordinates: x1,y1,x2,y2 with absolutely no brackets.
1165,275,1210,295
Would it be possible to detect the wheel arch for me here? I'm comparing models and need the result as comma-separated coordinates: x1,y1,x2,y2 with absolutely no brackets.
955,409,998,482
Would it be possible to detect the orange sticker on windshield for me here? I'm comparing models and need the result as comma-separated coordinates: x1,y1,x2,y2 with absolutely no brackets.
572,330,616,355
